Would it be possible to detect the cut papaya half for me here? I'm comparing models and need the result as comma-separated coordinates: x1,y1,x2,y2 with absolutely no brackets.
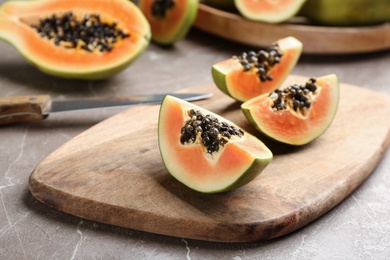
212,36,303,102
0,0,150,80
234,0,307,23
139,0,198,45
158,95,273,193
241,74,340,146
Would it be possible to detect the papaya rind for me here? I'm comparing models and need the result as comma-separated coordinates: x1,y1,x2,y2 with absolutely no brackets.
158,95,273,193
234,0,307,23
211,62,230,98
214,150,272,193
241,74,340,146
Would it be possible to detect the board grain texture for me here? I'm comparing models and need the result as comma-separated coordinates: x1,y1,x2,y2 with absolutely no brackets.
193,3,390,54
29,75,390,242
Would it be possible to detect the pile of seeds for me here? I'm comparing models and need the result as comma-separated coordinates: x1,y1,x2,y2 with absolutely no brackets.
234,44,284,82
269,78,318,113
31,12,130,53
151,0,175,18
180,109,244,154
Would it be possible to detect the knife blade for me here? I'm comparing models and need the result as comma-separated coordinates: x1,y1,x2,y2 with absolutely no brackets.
0,92,212,125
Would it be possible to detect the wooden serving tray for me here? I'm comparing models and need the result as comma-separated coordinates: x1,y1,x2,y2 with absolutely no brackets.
29,75,390,242
193,3,390,54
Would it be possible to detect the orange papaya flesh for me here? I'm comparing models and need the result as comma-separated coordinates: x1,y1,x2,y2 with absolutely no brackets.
0,0,150,80
212,36,303,102
158,95,273,193
234,0,307,23
241,74,340,146
139,0,198,45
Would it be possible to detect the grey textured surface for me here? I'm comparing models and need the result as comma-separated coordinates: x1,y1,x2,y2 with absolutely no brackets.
0,2,389,259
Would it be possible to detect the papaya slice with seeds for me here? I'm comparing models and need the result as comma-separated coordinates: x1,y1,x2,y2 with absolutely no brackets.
212,36,303,102
0,0,150,80
241,74,340,146
158,95,273,193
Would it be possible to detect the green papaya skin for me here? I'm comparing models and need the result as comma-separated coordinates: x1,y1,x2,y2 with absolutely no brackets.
300,0,390,26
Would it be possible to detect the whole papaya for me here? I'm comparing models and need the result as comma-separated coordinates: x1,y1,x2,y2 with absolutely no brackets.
300,0,390,26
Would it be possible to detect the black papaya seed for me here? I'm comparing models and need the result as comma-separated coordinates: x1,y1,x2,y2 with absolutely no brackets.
180,109,244,154
31,11,130,53
270,78,319,113
151,0,175,18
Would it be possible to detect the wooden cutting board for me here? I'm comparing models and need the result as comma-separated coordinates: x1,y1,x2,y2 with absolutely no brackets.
29,75,390,242
194,3,390,54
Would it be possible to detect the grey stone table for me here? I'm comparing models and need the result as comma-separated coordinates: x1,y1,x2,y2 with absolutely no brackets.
1,7,389,259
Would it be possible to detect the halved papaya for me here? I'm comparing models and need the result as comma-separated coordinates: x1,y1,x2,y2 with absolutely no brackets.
241,74,340,146
158,95,273,193
138,0,198,45
0,0,150,80
212,36,303,102
234,0,307,23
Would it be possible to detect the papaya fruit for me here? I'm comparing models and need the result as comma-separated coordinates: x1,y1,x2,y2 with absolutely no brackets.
212,36,303,102
158,95,273,193
241,74,340,146
0,0,150,80
299,0,390,26
138,0,198,45
234,0,308,23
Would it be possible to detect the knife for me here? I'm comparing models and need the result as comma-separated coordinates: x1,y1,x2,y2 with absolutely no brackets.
0,92,212,125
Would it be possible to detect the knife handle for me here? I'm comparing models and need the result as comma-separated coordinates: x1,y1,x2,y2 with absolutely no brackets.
0,95,52,125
